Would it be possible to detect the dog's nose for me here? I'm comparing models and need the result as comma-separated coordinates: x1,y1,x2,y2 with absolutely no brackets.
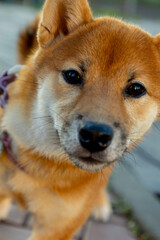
79,121,114,153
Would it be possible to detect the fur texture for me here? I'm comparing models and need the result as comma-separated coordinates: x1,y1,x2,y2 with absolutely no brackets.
1,0,160,239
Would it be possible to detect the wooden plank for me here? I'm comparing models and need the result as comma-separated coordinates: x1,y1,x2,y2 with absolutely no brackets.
83,220,136,240
110,164,160,240
5,204,28,226
124,147,160,193
121,121,160,193
0,224,31,240
25,214,33,229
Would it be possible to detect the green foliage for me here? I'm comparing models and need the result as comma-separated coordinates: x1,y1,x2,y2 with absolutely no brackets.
112,200,153,240
139,0,160,7
92,7,121,18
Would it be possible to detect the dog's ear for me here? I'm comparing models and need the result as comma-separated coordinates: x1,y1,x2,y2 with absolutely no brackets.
153,34,160,55
38,0,93,48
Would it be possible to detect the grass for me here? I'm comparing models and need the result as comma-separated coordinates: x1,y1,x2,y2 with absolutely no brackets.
92,0,160,8
112,200,152,240
139,0,160,7
92,7,141,20
92,7,121,18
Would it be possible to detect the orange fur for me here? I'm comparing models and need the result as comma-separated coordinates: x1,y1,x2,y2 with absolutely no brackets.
1,0,160,239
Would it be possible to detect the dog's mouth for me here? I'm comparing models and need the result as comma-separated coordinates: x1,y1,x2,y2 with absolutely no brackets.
59,121,127,172
79,157,104,165
68,154,114,172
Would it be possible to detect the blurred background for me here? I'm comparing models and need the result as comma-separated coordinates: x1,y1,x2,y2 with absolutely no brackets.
0,0,160,19
0,1,160,240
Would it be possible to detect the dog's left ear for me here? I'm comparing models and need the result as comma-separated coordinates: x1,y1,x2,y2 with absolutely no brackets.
38,0,93,48
153,34,160,54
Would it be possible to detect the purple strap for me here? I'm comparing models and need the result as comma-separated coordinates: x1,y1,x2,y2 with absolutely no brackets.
2,132,25,172
0,71,16,108
0,70,25,173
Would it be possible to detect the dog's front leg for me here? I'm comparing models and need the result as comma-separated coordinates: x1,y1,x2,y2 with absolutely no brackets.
91,189,112,222
26,188,94,240
28,231,72,240
0,196,11,220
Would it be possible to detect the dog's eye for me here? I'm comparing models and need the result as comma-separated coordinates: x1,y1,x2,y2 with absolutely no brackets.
62,70,83,86
124,83,146,98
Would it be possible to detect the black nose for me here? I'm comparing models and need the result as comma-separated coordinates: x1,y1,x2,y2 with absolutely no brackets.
79,121,114,153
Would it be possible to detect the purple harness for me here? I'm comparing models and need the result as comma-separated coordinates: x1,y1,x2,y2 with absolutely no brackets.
0,71,16,108
0,66,25,172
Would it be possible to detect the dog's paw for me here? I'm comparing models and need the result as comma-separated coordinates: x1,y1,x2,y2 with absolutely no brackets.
91,203,113,222
0,198,11,220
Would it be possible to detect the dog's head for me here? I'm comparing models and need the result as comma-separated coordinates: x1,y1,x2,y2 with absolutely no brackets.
3,0,160,172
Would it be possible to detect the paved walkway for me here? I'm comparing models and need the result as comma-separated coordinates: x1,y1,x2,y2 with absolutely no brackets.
0,201,137,240
0,2,160,240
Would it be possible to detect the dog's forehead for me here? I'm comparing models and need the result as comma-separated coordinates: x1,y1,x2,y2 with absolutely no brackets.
91,22,152,62
37,17,159,88
52,18,155,69
80,18,152,52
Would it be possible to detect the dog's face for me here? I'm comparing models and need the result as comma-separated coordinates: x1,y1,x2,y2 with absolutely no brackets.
3,0,160,172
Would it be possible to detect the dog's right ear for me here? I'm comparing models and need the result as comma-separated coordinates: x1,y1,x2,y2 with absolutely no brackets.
153,34,160,55
38,0,93,48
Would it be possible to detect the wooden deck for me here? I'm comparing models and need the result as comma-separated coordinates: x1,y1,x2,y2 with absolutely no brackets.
0,2,160,240
0,201,137,240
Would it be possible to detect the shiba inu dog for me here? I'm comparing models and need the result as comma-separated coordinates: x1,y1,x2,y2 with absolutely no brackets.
0,0,160,239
